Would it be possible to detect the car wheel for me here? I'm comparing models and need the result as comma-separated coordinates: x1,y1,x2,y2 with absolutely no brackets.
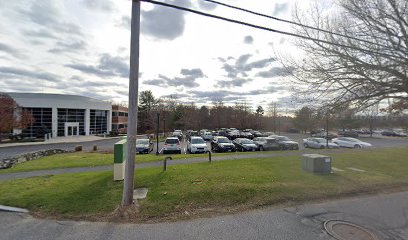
259,146,264,151
320,145,324,149
304,143,308,148
178,150,182,154
354,144,361,149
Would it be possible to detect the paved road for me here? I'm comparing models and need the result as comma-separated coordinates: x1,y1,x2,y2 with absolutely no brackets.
1,190,408,240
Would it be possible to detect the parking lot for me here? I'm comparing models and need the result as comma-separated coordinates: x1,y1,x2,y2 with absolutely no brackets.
152,133,408,155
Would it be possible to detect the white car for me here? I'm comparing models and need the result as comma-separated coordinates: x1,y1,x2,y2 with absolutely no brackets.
332,137,372,148
187,136,208,154
202,131,213,141
303,138,339,149
162,137,182,154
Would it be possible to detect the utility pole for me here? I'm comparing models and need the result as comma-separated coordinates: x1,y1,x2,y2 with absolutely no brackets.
163,117,166,136
326,114,329,148
122,0,140,206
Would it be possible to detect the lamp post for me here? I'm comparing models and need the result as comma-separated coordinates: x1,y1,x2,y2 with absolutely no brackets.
163,117,166,137
156,113,160,155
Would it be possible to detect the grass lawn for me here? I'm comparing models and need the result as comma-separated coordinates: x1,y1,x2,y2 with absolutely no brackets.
0,147,407,221
0,151,263,173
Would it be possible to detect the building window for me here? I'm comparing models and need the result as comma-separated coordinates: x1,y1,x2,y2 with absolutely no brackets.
90,110,108,134
57,108,85,136
22,108,52,138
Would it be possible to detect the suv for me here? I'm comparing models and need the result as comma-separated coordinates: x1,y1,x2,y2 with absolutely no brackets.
162,137,182,154
187,136,208,154
172,130,183,140
270,135,299,150
211,136,236,152
253,137,281,151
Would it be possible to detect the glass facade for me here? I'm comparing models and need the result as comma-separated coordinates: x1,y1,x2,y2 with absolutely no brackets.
22,108,52,138
90,110,108,134
57,109,85,136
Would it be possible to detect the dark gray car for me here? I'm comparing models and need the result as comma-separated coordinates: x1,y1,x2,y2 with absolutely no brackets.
136,139,153,154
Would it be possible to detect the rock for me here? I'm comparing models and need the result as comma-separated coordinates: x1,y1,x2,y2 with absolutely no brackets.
0,149,73,170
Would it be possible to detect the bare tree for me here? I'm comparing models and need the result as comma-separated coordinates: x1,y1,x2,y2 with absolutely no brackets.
285,0,408,111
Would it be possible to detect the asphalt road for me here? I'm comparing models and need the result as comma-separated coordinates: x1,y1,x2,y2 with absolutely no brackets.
1,133,407,160
1,191,408,240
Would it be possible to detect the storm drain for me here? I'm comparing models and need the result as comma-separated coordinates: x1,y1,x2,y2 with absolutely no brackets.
324,220,378,240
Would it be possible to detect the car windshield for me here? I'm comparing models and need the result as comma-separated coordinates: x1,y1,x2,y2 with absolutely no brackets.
191,138,205,144
136,139,149,144
165,139,179,144
256,137,266,141
278,136,291,141
240,139,253,144
266,139,276,143
218,138,230,143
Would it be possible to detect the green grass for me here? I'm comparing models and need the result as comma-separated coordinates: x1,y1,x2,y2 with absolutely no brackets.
0,151,263,173
0,147,407,220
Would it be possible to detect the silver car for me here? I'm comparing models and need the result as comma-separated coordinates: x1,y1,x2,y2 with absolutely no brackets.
136,139,154,154
187,136,209,154
303,138,339,149
162,137,182,154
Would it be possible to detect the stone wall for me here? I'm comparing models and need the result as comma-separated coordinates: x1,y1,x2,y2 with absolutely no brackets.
0,149,72,169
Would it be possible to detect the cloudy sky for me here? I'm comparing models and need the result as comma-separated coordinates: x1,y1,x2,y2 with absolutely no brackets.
0,0,318,112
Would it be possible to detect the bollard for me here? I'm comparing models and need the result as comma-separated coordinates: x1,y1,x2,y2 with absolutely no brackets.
164,156,172,171
208,151,212,163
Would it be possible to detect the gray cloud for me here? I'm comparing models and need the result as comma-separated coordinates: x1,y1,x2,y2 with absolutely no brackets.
0,42,25,59
66,54,129,78
117,15,131,30
272,3,288,15
215,78,252,88
141,0,191,40
256,66,295,78
162,93,190,99
83,0,114,12
49,40,87,53
22,29,59,40
222,54,276,78
144,68,205,88
0,66,60,82
197,1,217,10
20,0,83,37
244,35,254,44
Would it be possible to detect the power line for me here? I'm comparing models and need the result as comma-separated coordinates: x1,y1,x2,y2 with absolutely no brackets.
201,0,384,47
140,0,394,58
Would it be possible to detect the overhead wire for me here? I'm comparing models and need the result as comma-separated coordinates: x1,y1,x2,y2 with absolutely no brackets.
140,0,395,59
201,0,385,48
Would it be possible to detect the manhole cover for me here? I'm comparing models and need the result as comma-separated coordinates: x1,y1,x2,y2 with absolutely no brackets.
324,220,378,240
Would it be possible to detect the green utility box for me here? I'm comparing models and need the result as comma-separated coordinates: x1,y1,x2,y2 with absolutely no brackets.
114,139,127,181
301,154,332,174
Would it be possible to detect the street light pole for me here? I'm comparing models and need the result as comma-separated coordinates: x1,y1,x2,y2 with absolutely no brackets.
163,117,166,137
326,114,329,148
156,113,160,155
122,0,140,206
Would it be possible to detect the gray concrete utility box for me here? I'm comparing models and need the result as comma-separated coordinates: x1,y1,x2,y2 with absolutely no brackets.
301,154,331,174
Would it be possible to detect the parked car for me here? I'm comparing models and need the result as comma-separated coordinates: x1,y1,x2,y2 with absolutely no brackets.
172,130,183,140
187,136,208,154
162,137,182,154
186,130,199,141
338,131,359,138
211,136,236,152
202,131,213,141
227,130,241,140
303,137,339,149
136,138,154,154
382,130,408,137
253,137,281,151
270,135,299,150
241,131,254,139
332,137,372,148
232,138,257,152
311,131,338,139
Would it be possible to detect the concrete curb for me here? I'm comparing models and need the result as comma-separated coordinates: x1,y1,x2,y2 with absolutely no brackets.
0,205,29,213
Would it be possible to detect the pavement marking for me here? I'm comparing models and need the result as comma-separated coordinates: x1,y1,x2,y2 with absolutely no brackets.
347,167,366,172
332,167,344,172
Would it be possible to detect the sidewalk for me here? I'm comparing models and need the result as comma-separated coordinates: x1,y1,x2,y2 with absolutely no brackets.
1,190,407,239
0,136,121,148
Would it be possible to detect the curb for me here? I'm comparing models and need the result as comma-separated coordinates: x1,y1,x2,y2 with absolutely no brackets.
0,205,29,213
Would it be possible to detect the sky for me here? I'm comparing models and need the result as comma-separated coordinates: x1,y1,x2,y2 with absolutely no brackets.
0,0,319,113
